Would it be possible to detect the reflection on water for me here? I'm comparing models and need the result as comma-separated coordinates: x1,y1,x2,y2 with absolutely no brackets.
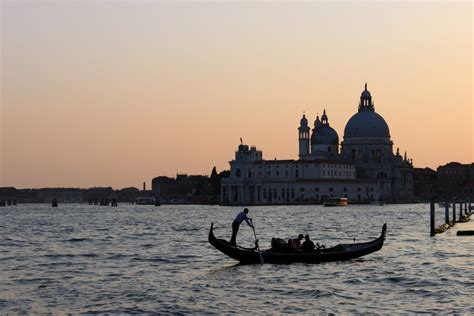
0,204,472,314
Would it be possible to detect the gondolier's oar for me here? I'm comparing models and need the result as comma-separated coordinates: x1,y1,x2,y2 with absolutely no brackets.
251,222,264,264
252,226,259,249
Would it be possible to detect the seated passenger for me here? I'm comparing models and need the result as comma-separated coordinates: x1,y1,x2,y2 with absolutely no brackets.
288,234,304,249
302,235,315,253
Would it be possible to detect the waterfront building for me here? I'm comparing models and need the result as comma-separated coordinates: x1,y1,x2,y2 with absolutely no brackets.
152,174,216,204
436,162,474,199
221,84,414,205
413,168,437,201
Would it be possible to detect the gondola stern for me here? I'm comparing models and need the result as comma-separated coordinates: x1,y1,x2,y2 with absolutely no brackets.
209,222,216,244
382,223,387,240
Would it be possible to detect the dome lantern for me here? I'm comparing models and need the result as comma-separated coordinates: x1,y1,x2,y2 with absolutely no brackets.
299,114,308,128
314,115,321,129
321,109,329,125
359,83,374,112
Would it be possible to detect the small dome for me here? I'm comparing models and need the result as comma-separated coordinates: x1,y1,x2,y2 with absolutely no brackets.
361,89,371,98
311,125,339,145
361,83,371,98
344,111,390,138
314,116,321,128
300,114,308,127
238,144,249,152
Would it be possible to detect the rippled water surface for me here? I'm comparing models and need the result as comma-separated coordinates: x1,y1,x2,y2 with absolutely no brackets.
1,204,473,314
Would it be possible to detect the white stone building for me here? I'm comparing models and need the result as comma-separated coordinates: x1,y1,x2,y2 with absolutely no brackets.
221,84,414,205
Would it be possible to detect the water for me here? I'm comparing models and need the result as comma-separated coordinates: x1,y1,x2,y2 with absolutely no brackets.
0,204,472,314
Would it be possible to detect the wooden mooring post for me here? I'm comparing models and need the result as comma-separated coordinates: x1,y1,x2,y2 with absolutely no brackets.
434,199,473,236
452,200,456,224
430,200,435,237
445,201,450,224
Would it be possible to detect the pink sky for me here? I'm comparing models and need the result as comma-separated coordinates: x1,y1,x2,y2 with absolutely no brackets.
1,1,472,188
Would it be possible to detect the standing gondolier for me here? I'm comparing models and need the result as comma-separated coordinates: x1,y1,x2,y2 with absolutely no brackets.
230,208,254,246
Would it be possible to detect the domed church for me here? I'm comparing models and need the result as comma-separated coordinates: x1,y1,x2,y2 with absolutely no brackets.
340,84,414,201
221,84,414,205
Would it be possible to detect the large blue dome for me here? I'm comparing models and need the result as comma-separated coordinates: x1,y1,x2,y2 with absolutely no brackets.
344,111,390,138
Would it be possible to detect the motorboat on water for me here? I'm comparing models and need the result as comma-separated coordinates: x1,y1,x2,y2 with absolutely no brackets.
323,197,348,207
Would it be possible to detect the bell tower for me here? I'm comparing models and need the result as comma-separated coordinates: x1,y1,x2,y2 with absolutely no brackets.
298,114,310,159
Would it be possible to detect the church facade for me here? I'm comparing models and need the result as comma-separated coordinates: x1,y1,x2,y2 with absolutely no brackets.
220,84,414,205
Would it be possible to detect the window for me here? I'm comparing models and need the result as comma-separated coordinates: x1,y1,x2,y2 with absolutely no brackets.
329,188,333,192
300,187,305,192
276,171,279,176
296,170,299,177
236,169,241,177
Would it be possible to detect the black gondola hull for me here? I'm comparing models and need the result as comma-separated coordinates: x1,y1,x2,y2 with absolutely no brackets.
209,223,386,264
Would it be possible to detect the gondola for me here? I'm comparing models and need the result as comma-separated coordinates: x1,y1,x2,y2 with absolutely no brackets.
208,223,386,264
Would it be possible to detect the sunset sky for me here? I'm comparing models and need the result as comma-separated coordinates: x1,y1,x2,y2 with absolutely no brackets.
1,1,472,189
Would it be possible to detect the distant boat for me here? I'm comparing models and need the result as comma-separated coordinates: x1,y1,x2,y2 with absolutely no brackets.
323,197,348,207
135,197,156,205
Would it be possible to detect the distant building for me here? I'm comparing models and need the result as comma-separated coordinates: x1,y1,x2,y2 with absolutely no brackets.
221,84,414,205
37,189,84,203
436,162,474,200
152,174,214,204
0,186,143,204
413,168,437,200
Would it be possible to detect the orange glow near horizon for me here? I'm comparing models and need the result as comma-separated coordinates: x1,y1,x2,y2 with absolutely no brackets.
1,1,472,189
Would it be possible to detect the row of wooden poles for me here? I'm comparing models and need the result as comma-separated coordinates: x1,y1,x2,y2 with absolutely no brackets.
430,200,472,236
0,200,18,206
